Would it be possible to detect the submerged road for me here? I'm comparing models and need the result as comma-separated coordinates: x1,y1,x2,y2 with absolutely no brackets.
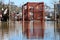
0,21,60,40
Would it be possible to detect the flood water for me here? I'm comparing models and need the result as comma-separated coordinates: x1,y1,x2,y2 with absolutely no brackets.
0,21,60,40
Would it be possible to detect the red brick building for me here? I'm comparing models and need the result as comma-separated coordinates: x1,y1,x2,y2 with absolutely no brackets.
22,2,45,38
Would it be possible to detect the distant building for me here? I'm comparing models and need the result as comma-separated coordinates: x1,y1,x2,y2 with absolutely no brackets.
54,4,60,20
54,2,60,32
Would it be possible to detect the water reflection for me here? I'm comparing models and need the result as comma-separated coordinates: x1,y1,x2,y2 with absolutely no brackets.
0,21,60,40
33,21,44,38
0,21,15,40
54,21,60,40
23,21,45,39
0,21,9,40
1,22,9,33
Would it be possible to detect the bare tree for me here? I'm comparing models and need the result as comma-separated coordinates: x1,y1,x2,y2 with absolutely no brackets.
10,2,14,5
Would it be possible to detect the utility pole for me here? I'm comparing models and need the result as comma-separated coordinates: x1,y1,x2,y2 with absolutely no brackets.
59,0,60,40
59,0,60,3
8,0,10,39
